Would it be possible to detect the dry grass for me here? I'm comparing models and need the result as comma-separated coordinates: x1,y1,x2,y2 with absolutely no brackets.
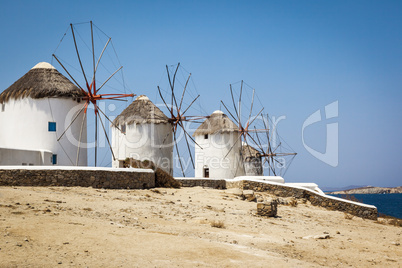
376,219,386,225
11,211,24,215
388,218,402,227
289,198,298,207
150,189,162,194
344,213,354,220
199,219,209,224
210,220,225,229
377,213,402,227
205,205,225,213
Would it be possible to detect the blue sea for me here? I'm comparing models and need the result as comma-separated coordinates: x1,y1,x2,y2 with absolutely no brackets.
329,193,402,219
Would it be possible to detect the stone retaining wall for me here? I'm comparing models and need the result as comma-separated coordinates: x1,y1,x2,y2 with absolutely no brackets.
0,168,155,189
175,178,226,189
0,168,378,220
227,180,378,220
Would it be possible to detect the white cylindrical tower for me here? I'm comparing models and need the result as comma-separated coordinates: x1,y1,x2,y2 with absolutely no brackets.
0,62,87,166
193,110,245,179
112,95,173,175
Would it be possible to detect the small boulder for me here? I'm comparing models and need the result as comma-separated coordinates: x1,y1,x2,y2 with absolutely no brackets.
242,190,256,202
226,188,243,196
303,233,331,240
257,200,278,217
314,234,330,239
243,190,254,197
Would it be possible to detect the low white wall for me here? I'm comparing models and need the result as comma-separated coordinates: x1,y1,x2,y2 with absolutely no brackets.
0,166,154,173
0,148,52,166
230,178,376,209
235,175,285,184
285,183,325,195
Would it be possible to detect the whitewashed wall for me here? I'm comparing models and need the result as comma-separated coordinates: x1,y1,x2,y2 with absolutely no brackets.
0,97,87,166
195,132,245,179
112,122,173,175
0,148,53,165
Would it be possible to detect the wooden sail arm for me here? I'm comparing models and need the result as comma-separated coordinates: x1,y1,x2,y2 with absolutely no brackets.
259,152,297,158
182,116,210,121
83,93,134,101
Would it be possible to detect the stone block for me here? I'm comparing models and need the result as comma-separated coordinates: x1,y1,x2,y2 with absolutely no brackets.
257,200,278,217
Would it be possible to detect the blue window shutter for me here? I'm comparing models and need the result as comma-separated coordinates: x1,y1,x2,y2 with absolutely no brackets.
48,122,56,132
52,154,57,165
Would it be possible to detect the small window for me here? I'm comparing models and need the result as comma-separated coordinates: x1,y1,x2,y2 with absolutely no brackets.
48,122,56,132
204,134,208,139
1,103,4,112
121,124,126,134
22,163,27,166
204,167,209,178
29,163,34,166
52,154,57,165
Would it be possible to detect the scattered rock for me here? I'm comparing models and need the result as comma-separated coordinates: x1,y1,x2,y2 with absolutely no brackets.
246,195,256,202
256,196,265,202
243,190,254,196
314,234,330,239
391,242,400,246
226,188,242,196
303,234,331,240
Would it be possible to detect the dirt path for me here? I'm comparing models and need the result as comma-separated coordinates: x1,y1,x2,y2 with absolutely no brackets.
0,186,400,267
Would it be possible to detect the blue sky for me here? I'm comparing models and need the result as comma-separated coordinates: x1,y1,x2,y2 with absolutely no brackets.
1,1,401,187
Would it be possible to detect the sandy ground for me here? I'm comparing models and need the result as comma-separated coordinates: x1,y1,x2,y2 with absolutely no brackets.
0,186,400,267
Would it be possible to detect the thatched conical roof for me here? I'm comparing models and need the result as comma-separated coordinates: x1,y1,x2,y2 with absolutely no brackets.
193,110,238,136
242,142,261,160
0,62,84,103
113,95,169,125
